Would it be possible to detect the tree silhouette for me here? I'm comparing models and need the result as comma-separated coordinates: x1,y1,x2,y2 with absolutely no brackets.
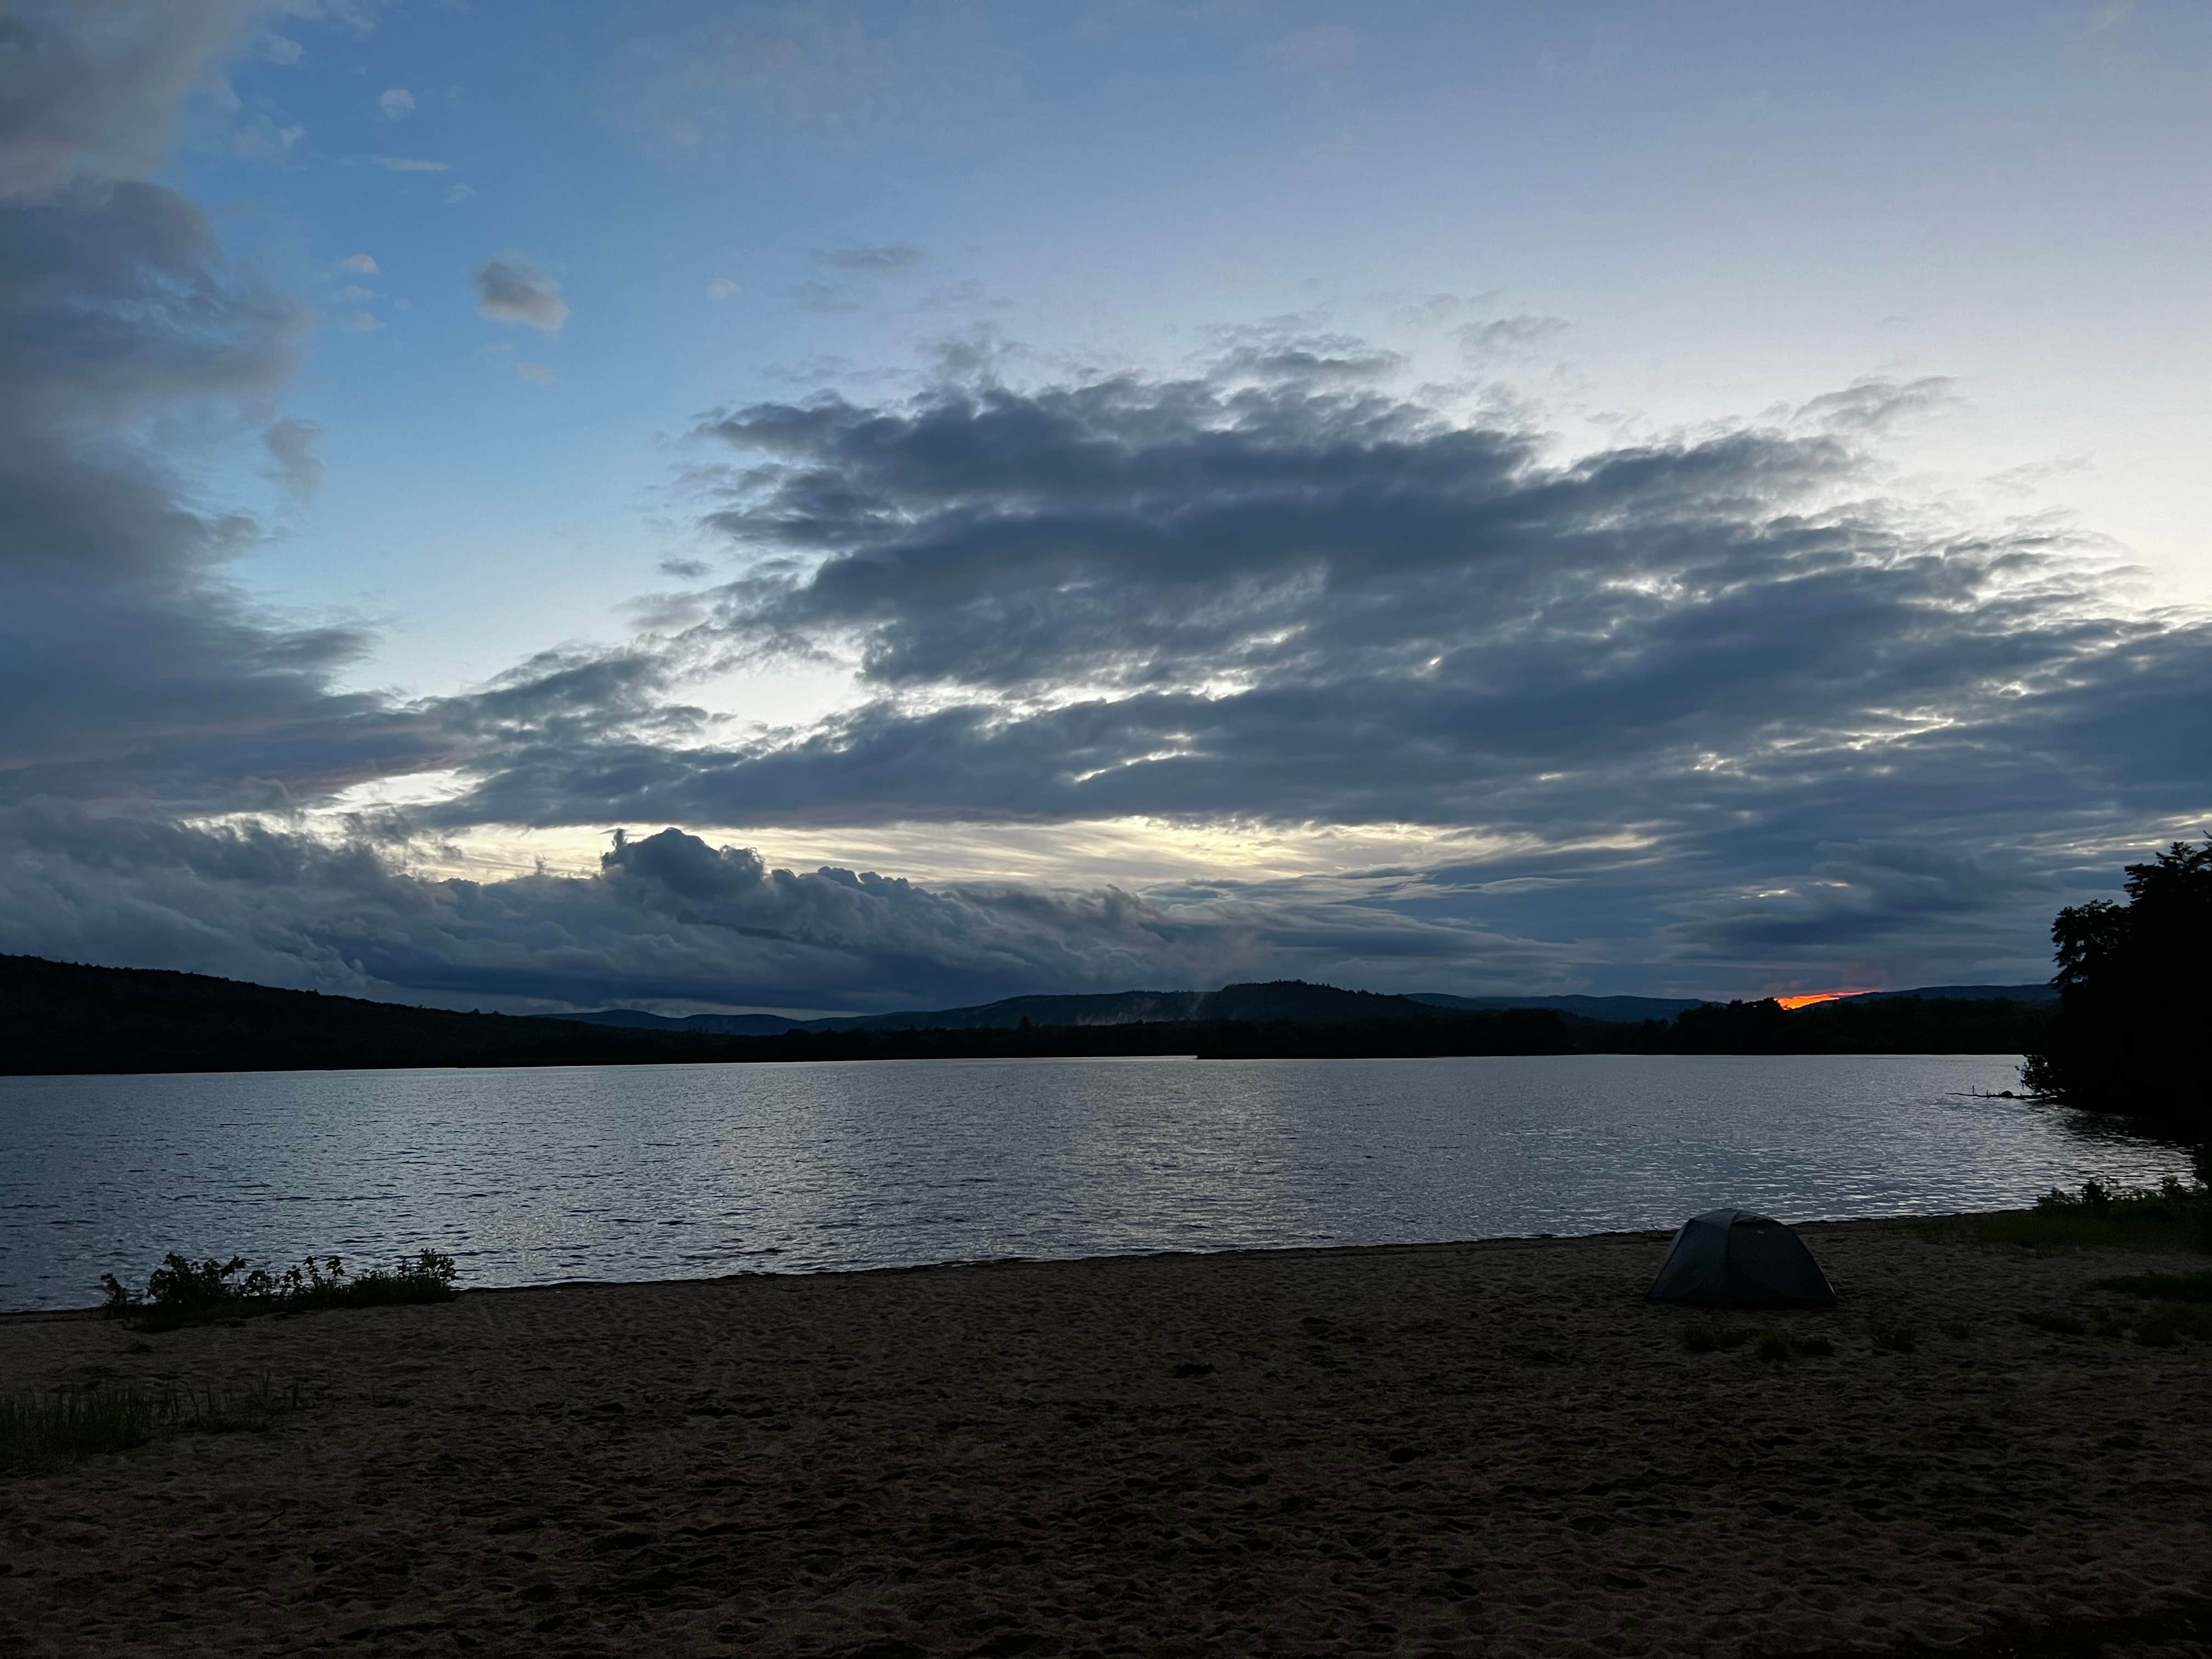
2023,839,2211,1127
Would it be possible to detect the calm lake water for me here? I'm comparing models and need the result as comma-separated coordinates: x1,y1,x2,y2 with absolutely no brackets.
0,1053,2196,1311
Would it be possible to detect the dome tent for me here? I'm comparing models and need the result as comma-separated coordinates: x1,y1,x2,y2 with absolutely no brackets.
1647,1208,1837,1306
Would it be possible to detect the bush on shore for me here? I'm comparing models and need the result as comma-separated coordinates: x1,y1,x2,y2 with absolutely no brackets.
100,1250,458,1330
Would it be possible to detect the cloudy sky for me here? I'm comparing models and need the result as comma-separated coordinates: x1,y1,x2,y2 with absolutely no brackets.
2,0,2208,1017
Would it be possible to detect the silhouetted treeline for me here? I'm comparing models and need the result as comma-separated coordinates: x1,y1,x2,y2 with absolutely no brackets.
0,954,733,1076
0,952,2069,1079
1640,995,2055,1057
0,956,1585,1075
2024,839,2211,1129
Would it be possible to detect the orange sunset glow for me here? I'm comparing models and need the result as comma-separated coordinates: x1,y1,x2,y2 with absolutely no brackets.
1776,991,1876,1010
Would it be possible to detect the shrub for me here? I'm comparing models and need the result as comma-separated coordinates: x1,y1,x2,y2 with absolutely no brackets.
1871,1323,1917,1353
1754,1329,1795,1362
102,1250,458,1331
1680,1322,1752,1353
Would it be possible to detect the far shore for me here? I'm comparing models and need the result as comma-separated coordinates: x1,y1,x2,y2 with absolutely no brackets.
4,1218,2209,1657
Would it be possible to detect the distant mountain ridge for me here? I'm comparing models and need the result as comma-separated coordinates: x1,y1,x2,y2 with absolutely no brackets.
1843,983,2056,1004
1407,992,1710,1023
0,956,2059,1076
575,979,2056,1036
575,980,1440,1036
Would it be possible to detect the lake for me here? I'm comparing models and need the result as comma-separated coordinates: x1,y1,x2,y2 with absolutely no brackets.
1,1053,2196,1311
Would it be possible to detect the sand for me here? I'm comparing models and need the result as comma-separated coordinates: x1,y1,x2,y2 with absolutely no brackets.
2,1221,2208,1657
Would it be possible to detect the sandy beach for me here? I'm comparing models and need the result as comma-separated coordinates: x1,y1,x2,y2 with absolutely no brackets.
3,1221,2208,1657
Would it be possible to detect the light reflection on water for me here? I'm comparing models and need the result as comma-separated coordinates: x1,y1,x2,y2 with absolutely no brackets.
0,1053,2197,1310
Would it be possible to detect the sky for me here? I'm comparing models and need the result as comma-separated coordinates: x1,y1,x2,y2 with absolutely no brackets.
1,0,2208,1017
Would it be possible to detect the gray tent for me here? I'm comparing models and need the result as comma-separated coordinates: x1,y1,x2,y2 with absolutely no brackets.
1646,1208,1837,1306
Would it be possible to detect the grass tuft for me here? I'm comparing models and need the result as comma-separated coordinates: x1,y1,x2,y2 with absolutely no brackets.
1680,1322,1753,1353
101,1250,457,1331
0,1374,299,1474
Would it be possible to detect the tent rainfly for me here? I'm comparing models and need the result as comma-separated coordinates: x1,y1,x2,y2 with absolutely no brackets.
1646,1208,1837,1306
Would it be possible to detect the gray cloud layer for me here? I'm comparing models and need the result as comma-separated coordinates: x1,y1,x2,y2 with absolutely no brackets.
0,807,1566,1014
5,4,2207,1012
307,354,2196,1001
443,369,2210,859
0,1,253,194
0,1,451,817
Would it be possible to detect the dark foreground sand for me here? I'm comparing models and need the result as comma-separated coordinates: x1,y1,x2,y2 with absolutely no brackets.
3,1222,2209,1657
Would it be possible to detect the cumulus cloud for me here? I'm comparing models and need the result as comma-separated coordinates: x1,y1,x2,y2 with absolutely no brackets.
333,251,377,273
516,360,555,385
707,275,740,299
377,87,413,119
472,256,567,331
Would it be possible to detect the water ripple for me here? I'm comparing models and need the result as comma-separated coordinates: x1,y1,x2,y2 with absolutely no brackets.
0,1054,2196,1310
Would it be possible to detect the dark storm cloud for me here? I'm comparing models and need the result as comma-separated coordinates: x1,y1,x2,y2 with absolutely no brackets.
411,363,2210,990
0,2,452,812
0,808,1567,1014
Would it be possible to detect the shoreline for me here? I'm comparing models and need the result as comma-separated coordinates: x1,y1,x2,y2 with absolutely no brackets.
0,1212,2021,1323
0,1048,2038,1082
6,1217,2209,1656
